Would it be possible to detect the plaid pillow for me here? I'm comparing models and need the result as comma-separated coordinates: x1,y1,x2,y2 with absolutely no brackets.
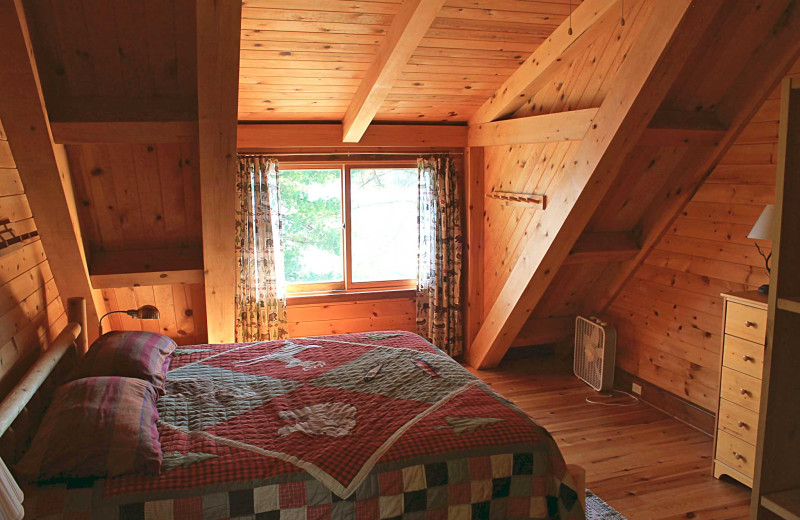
68,331,176,393
14,377,162,481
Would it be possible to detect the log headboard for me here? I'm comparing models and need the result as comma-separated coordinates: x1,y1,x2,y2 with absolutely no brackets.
0,297,87,520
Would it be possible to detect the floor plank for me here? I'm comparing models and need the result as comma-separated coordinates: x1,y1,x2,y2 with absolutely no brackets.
467,355,751,520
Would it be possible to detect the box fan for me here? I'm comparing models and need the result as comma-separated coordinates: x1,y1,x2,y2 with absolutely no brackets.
573,316,616,392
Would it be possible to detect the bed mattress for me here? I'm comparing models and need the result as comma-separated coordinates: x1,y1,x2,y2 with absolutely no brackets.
21,331,584,520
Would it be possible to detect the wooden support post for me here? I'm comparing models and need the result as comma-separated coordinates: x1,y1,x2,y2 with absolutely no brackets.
342,0,446,142
196,0,242,344
67,297,88,355
465,0,723,369
0,0,105,342
465,146,484,347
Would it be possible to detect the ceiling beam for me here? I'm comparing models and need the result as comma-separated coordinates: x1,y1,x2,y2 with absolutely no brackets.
239,123,466,150
468,108,598,147
51,121,198,144
464,0,723,370
89,247,204,289
0,0,106,341
469,0,619,125
586,8,800,315
197,0,242,344
342,0,446,143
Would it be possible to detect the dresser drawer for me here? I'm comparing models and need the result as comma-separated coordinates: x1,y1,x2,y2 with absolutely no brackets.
724,301,767,344
715,430,756,478
720,367,762,413
722,335,764,379
718,398,759,445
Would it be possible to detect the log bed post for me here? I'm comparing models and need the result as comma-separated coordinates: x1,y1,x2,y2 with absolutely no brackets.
67,297,89,355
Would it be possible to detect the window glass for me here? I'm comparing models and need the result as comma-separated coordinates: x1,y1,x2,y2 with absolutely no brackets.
350,168,418,283
279,169,343,284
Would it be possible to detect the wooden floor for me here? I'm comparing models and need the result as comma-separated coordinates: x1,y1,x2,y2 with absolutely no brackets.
467,354,752,520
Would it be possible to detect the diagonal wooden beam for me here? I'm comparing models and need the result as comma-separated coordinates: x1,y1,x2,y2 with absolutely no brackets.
468,108,598,147
464,0,723,370
0,0,106,341
342,0,446,143
587,6,800,315
469,0,619,125
197,0,242,344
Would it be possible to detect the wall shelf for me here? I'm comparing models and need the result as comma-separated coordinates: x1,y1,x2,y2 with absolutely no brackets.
777,297,800,314
761,488,800,520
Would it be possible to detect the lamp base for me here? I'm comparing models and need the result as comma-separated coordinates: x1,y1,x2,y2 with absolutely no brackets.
758,284,770,294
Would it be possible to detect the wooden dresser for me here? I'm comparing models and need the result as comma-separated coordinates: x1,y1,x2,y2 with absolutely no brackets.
712,291,768,487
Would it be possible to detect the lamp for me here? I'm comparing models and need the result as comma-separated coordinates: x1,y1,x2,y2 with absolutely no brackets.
747,204,775,294
99,305,161,335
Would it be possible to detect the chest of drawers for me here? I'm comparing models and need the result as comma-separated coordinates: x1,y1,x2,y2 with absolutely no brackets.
712,291,768,487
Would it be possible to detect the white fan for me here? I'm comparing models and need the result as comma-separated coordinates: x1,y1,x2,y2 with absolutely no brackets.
574,316,616,392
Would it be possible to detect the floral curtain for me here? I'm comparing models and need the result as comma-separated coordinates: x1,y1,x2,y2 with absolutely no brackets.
416,155,464,357
235,156,288,342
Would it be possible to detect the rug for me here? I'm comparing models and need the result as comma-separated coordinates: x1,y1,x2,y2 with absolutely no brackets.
586,490,627,519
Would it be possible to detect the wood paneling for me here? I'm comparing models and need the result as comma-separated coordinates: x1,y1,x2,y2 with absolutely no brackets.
605,59,800,412
239,0,582,122
0,118,66,398
100,283,207,346
287,294,415,338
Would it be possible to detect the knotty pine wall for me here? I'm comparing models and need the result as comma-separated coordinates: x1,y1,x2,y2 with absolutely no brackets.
287,294,416,338
0,118,67,396
605,59,800,413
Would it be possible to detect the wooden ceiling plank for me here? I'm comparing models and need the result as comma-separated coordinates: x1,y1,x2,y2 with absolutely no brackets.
238,123,466,149
587,6,800,315
0,0,106,341
469,0,619,125
51,121,198,144
342,0,446,142
464,0,723,370
197,0,242,344
468,107,598,147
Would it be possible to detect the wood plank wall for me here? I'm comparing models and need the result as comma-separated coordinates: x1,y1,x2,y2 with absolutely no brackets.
65,142,208,345
604,59,800,413
0,118,67,397
287,294,416,338
481,0,649,320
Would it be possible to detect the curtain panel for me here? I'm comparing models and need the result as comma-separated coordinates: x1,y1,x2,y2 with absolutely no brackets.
235,156,288,342
416,155,464,357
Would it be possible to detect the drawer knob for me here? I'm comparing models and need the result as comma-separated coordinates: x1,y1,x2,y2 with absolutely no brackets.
742,355,752,362
733,452,745,461
740,388,750,396
738,421,747,428
744,320,754,328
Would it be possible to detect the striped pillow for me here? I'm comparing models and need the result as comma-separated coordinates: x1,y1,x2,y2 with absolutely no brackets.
68,331,177,394
14,377,162,481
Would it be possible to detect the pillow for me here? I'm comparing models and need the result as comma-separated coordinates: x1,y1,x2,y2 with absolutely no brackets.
67,331,176,393
14,376,162,481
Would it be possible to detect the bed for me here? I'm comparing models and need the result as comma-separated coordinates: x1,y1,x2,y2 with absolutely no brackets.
0,299,585,520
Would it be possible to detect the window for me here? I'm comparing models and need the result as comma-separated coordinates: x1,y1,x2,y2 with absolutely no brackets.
279,162,418,293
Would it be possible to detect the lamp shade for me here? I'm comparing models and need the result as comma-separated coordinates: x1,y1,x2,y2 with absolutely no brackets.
0,456,24,520
135,305,160,320
748,204,775,240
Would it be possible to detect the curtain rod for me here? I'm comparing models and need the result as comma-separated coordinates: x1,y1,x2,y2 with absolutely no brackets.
238,151,463,157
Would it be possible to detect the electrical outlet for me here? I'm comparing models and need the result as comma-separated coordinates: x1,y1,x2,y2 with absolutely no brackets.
631,382,642,395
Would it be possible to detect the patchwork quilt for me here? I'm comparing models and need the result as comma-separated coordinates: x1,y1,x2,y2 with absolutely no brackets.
21,331,584,520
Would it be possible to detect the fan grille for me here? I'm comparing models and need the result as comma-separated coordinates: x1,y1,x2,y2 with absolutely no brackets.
574,316,607,391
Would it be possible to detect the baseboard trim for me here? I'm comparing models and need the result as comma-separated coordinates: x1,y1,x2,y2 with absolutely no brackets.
615,368,716,436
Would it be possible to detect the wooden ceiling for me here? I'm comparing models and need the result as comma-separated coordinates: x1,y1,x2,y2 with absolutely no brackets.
239,0,579,122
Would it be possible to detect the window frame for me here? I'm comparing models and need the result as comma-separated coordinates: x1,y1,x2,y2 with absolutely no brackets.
280,160,418,296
